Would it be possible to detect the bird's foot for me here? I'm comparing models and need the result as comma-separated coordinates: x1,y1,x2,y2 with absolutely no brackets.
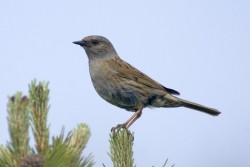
111,123,127,133
110,123,133,141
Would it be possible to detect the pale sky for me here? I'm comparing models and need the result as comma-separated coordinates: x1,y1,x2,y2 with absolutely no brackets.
1,1,250,166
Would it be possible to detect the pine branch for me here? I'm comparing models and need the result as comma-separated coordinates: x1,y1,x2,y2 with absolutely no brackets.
44,125,94,167
68,123,94,167
108,129,174,167
0,145,15,167
6,93,30,166
29,80,50,154
109,129,135,167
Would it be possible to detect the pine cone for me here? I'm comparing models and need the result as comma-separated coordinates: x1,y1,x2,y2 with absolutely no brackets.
20,154,44,167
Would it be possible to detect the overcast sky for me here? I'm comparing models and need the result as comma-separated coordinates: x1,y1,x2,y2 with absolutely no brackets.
1,0,250,166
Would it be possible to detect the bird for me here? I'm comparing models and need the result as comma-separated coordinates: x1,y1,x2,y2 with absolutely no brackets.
73,35,220,131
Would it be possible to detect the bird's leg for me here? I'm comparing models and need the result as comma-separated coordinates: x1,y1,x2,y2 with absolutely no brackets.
125,109,142,129
111,109,142,132
111,112,137,131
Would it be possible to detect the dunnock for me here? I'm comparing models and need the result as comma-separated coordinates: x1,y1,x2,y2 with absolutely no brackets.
73,35,220,130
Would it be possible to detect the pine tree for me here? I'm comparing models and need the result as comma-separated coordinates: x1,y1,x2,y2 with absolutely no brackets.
1,80,174,167
0,80,94,167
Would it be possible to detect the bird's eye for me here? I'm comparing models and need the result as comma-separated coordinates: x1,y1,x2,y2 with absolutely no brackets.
91,40,99,45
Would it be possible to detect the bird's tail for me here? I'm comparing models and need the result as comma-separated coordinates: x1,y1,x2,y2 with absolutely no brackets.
176,97,221,116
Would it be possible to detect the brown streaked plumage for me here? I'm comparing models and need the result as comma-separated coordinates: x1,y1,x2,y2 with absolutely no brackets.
73,35,221,131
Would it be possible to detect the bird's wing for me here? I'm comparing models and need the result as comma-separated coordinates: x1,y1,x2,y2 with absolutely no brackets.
107,58,180,95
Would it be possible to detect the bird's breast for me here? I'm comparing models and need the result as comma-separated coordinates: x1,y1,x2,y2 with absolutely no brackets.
89,60,141,111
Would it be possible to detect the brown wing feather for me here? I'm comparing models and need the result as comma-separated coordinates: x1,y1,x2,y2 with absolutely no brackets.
106,57,179,95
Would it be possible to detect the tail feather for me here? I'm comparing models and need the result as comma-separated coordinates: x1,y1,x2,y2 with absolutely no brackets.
176,97,221,116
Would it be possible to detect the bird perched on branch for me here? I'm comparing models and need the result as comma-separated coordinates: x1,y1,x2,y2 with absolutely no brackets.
73,35,220,131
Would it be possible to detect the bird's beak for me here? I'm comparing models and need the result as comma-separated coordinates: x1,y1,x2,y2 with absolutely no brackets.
73,40,86,46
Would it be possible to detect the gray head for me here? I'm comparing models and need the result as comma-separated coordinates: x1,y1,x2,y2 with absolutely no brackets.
73,35,118,60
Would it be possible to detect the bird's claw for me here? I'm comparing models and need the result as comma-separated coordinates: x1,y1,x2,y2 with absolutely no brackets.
110,124,134,141
111,123,127,133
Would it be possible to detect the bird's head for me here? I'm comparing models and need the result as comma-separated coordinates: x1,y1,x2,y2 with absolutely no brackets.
73,35,117,60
